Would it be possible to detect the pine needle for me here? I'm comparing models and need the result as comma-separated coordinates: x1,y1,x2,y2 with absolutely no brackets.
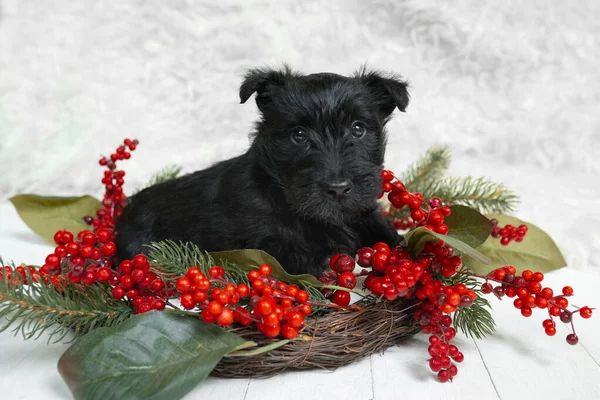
0,266,133,343
138,165,181,191
420,176,519,214
443,268,496,339
400,146,452,192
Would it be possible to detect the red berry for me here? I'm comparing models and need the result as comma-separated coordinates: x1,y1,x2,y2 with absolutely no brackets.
452,352,464,363
262,312,280,328
81,232,97,245
520,306,533,317
381,170,394,182
258,322,281,338
372,252,388,273
255,298,273,316
132,254,148,269
66,242,81,256
543,318,555,329
333,254,355,273
295,290,309,303
288,312,305,328
236,283,250,298
332,290,351,306
566,334,579,345
300,304,312,315
101,242,117,257
180,294,196,310
82,271,97,285
176,277,192,294
562,286,574,296
429,357,442,372
96,228,113,243
436,224,449,235
151,299,166,310
201,308,218,323
281,323,299,339
438,370,451,383
337,272,357,289
217,308,234,327
580,306,593,319
119,260,133,275
45,254,61,269
258,264,272,276
545,326,557,336
209,266,225,278
112,287,125,299
329,254,342,270
96,267,112,282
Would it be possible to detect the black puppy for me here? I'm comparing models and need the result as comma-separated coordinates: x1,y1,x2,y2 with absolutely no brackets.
116,66,409,276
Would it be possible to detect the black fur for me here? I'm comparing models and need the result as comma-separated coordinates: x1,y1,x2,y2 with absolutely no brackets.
116,66,410,276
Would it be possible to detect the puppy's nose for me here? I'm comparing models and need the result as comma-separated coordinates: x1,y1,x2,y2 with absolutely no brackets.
323,181,353,199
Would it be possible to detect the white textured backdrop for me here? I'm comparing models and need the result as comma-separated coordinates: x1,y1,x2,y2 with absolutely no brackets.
1,0,599,269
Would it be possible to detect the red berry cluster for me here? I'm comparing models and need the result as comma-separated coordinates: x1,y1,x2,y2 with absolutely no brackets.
85,138,139,230
1,265,48,287
326,254,359,306
340,239,475,382
358,242,425,301
480,266,593,345
380,170,451,235
41,228,117,284
490,219,528,246
109,254,169,313
175,263,312,339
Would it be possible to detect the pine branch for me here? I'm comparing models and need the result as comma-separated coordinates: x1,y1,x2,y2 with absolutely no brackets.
146,241,326,302
0,270,133,343
400,146,452,192
443,268,496,339
138,165,181,191
419,176,519,214
146,240,211,280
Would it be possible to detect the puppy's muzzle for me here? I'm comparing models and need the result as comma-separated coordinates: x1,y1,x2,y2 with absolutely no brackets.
322,180,353,200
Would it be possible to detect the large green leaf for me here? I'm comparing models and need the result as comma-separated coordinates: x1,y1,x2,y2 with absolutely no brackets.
9,194,102,244
463,214,567,275
58,311,253,400
210,249,321,286
404,227,490,264
443,205,494,248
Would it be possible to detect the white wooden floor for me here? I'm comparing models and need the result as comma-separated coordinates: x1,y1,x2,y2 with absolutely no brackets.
1,202,599,400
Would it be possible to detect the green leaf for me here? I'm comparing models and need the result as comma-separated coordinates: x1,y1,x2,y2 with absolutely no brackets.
463,214,567,275
58,311,252,400
443,205,494,249
210,249,321,286
404,227,490,265
9,195,102,244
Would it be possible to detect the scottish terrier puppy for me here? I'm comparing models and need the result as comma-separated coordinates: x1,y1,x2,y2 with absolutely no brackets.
116,66,410,276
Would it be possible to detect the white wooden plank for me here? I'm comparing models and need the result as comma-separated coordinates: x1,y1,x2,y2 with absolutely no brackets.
474,268,600,400
244,356,373,400
184,377,249,400
370,335,499,400
0,334,73,399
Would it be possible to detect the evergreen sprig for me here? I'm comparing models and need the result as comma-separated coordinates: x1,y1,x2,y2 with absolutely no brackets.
0,267,133,343
146,240,210,280
138,165,181,191
419,176,518,214
444,268,496,339
401,146,452,192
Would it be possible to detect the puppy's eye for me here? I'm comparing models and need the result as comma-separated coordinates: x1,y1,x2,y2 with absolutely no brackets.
351,121,367,138
291,128,308,144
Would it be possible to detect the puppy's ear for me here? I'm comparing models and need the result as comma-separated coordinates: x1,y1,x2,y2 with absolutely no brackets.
356,68,410,116
239,66,293,108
